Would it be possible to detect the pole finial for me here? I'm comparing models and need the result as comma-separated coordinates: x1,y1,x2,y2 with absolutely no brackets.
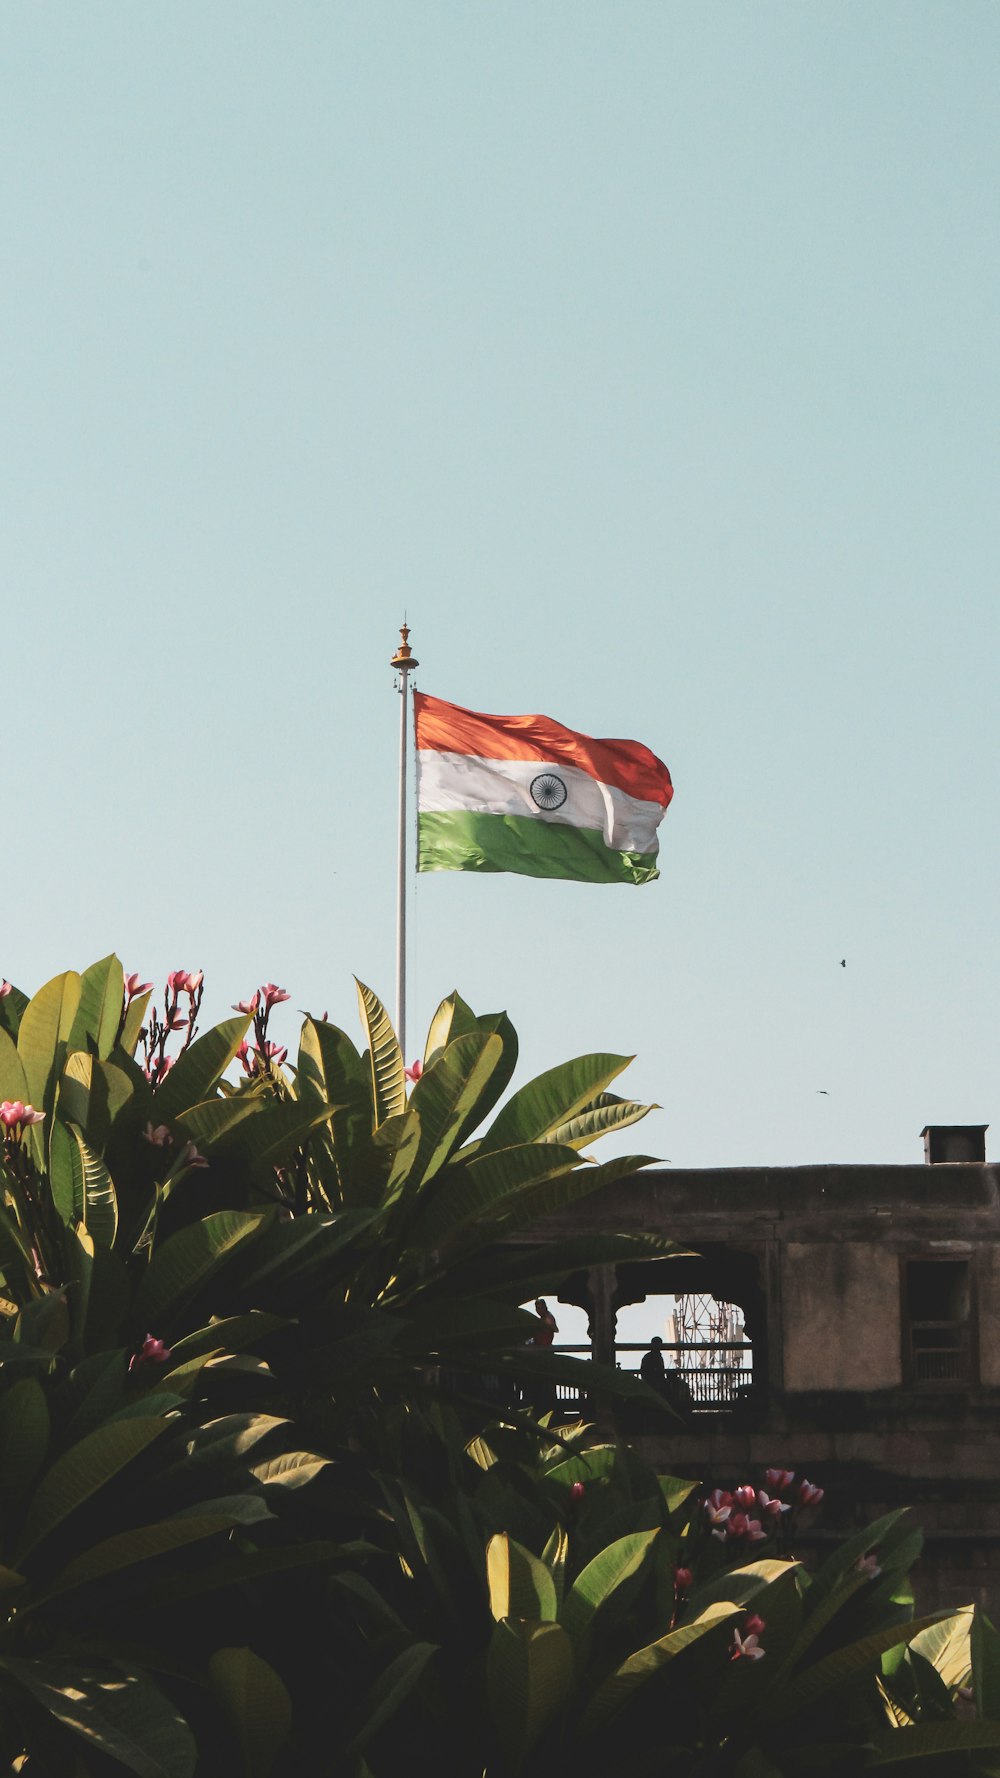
390,623,419,671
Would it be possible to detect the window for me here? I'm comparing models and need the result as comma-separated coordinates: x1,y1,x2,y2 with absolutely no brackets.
904,1259,971,1385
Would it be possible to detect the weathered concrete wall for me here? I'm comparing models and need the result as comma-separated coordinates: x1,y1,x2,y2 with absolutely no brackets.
782,1242,902,1390
978,1247,1000,1387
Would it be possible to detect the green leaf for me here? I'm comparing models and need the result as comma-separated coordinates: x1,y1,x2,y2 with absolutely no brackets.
295,1018,373,1200
658,1475,701,1517
908,1608,972,1692
487,1534,558,1623
468,1152,657,1245
341,1643,439,1761
174,1095,266,1149
764,1613,952,1724
542,1525,569,1610
68,955,124,1060
421,996,520,1140
478,1053,634,1153
120,989,152,1057
69,1222,95,1348
580,1602,738,1733
0,1202,39,1295
545,1092,656,1150
58,1052,134,1153
866,1720,1000,1761
208,1647,292,1778
689,1559,799,1615
422,990,480,1065
460,1231,686,1303
355,980,406,1126
70,1126,119,1247
0,1656,197,1778
559,1529,659,1646
0,1375,50,1508
385,1032,505,1204
15,1417,170,1562
26,1515,239,1608
152,1017,251,1122
487,1619,574,1767
807,1509,913,1613
0,982,28,1041
217,1098,339,1179
251,1451,330,1490
17,971,82,1158
972,1607,1000,1720
405,1141,585,1252
132,1211,267,1332
0,1027,30,1105
164,1312,289,1367
142,1540,347,1608
228,1211,374,1299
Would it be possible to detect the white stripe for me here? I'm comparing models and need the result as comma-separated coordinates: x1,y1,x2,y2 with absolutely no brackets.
416,751,665,854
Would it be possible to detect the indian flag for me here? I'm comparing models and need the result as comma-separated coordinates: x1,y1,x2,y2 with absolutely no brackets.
414,692,673,886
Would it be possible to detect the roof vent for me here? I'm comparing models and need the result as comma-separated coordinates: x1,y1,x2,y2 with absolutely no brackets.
921,1125,988,1164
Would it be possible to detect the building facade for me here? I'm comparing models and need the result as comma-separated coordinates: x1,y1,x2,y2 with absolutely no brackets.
538,1126,1000,1612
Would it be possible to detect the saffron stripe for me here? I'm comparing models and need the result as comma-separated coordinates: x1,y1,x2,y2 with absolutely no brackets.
414,692,673,808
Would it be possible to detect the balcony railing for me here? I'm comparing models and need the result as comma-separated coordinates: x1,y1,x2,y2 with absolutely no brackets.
909,1322,970,1385
482,1340,756,1421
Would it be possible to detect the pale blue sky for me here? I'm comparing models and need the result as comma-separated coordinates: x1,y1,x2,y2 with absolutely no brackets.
3,2,998,1169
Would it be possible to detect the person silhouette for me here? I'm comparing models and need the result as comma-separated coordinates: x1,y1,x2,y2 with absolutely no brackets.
532,1299,558,1347
640,1334,667,1389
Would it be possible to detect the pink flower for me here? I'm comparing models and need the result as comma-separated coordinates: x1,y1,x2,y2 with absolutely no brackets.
706,1488,732,1511
0,981,11,999
798,1479,824,1507
569,1481,585,1502
704,1497,731,1530
124,973,153,1000
854,1552,881,1578
261,983,289,1009
0,1101,44,1133
236,1040,253,1075
674,1566,693,1592
142,1122,172,1147
167,969,202,995
233,993,260,1015
145,1055,175,1085
765,1468,795,1492
168,1013,189,1031
732,1484,757,1509
179,1142,208,1170
730,1628,765,1662
129,1334,172,1371
744,1614,766,1637
744,1519,767,1543
405,1058,424,1083
258,1041,287,1067
757,1490,791,1517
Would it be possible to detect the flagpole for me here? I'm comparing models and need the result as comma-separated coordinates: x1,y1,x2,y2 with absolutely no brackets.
390,623,418,1059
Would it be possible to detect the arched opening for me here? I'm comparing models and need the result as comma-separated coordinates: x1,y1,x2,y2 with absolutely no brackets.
613,1248,764,1418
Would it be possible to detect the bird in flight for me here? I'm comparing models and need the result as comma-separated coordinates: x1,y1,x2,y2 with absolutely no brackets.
840,959,846,967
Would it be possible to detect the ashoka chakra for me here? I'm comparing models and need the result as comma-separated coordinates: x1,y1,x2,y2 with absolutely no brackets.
529,772,568,811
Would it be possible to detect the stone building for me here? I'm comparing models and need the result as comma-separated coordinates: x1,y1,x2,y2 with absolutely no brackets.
538,1125,999,1612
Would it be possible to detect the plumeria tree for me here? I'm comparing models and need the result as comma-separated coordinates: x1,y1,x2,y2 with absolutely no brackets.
0,958,997,1776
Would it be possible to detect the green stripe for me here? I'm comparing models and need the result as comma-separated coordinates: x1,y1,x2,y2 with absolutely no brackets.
417,811,660,886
